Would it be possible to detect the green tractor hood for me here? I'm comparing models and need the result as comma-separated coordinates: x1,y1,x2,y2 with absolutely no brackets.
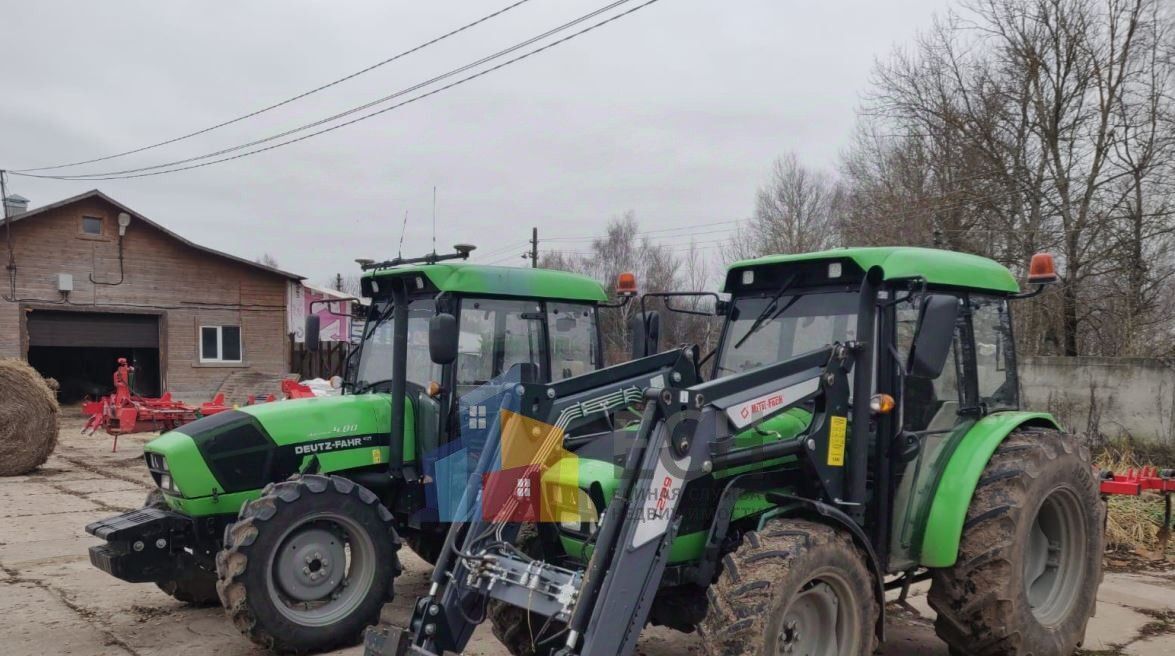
145,394,407,516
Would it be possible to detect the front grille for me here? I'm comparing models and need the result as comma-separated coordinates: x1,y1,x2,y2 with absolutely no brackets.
145,453,164,488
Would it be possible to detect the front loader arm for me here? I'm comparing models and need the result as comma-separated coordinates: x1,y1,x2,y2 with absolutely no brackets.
372,347,701,656
566,343,858,656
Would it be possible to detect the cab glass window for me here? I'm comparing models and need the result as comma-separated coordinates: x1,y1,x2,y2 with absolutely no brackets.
971,296,1017,410
457,298,544,390
895,294,964,432
548,304,597,381
717,291,857,377
354,298,439,390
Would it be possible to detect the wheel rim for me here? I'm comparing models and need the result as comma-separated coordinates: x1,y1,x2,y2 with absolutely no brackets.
776,569,861,656
265,510,377,627
1023,486,1086,626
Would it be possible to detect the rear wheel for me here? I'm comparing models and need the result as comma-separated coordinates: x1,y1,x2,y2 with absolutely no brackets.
699,519,878,656
929,428,1103,655
144,490,219,605
216,475,401,653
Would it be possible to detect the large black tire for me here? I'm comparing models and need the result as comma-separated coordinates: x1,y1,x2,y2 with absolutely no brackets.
215,475,401,653
488,525,566,656
143,490,219,605
699,519,879,656
929,428,1104,656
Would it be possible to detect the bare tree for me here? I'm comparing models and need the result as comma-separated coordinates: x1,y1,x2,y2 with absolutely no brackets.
326,273,363,298
840,0,1175,357
539,212,717,364
256,252,281,269
731,154,839,261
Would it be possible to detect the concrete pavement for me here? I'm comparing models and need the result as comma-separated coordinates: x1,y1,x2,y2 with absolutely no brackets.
1,419,1172,656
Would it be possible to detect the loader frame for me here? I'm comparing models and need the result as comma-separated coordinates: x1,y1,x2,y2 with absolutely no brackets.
367,275,887,656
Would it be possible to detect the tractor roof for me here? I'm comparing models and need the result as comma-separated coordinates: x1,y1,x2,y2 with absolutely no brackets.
364,263,608,302
725,247,1020,294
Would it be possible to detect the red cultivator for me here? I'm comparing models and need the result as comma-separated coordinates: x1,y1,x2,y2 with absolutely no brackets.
83,359,315,451
1100,466,1175,554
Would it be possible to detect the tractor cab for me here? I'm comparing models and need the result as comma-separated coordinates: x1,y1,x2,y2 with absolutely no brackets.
338,255,608,475
715,248,1047,570
298,248,611,484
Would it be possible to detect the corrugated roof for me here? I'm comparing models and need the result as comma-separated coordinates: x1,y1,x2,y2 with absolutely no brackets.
0,189,304,281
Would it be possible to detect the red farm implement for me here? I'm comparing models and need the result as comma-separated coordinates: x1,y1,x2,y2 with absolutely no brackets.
1100,466,1175,554
82,359,314,450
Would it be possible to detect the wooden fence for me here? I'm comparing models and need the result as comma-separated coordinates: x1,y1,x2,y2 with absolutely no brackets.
289,335,350,380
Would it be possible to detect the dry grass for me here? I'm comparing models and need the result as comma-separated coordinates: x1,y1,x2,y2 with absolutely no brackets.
0,358,60,476
1095,444,1173,558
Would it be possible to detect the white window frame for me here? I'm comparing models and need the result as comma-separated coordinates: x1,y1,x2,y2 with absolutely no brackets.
200,325,243,363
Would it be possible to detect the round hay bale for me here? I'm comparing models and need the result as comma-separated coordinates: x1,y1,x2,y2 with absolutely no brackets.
0,358,60,476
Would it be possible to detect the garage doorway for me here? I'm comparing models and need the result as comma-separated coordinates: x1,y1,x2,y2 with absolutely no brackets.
26,310,162,403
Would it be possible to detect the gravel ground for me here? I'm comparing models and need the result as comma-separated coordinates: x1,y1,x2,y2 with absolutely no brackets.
1,415,1172,656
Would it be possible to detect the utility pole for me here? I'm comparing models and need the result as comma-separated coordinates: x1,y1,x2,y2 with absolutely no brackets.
530,227,538,268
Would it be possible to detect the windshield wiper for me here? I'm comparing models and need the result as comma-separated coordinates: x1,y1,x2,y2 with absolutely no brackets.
363,303,396,340
733,273,798,349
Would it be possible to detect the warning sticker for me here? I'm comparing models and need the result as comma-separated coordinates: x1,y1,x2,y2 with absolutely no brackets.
372,449,382,464
827,416,847,467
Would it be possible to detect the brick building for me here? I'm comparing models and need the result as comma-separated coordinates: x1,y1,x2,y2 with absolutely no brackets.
0,190,304,402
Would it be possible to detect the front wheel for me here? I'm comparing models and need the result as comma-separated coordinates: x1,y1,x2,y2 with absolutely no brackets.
488,525,566,656
699,519,879,655
929,428,1104,655
216,475,401,653
144,490,219,605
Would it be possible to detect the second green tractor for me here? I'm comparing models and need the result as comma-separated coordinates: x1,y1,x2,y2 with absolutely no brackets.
367,246,1104,656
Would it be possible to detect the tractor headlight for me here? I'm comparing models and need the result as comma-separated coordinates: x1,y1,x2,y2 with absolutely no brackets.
159,474,182,496
555,488,599,535
147,452,181,495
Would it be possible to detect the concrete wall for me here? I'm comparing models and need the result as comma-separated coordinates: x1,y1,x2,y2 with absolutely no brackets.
1021,356,1175,444
0,195,291,401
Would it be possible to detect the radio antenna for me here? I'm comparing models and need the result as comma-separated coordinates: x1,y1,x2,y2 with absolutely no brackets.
396,210,409,260
431,186,437,256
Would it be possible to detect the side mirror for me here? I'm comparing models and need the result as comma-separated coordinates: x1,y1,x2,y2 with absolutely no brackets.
305,315,321,353
628,311,660,360
908,295,959,379
429,313,459,365
555,316,577,333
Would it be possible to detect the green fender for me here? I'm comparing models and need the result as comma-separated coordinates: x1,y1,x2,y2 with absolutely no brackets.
919,411,1060,568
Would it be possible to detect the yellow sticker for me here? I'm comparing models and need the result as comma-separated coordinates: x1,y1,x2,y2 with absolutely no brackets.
828,416,847,467
372,449,382,464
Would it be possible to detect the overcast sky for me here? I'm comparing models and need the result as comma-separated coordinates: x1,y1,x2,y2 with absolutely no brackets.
1,0,943,284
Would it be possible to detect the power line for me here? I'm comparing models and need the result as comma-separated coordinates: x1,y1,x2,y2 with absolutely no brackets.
538,219,737,243
486,249,532,265
12,0,536,173
12,0,657,181
478,239,530,256
475,240,531,262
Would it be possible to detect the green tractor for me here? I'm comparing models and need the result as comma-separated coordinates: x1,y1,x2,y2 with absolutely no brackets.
367,246,1104,656
85,247,694,652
